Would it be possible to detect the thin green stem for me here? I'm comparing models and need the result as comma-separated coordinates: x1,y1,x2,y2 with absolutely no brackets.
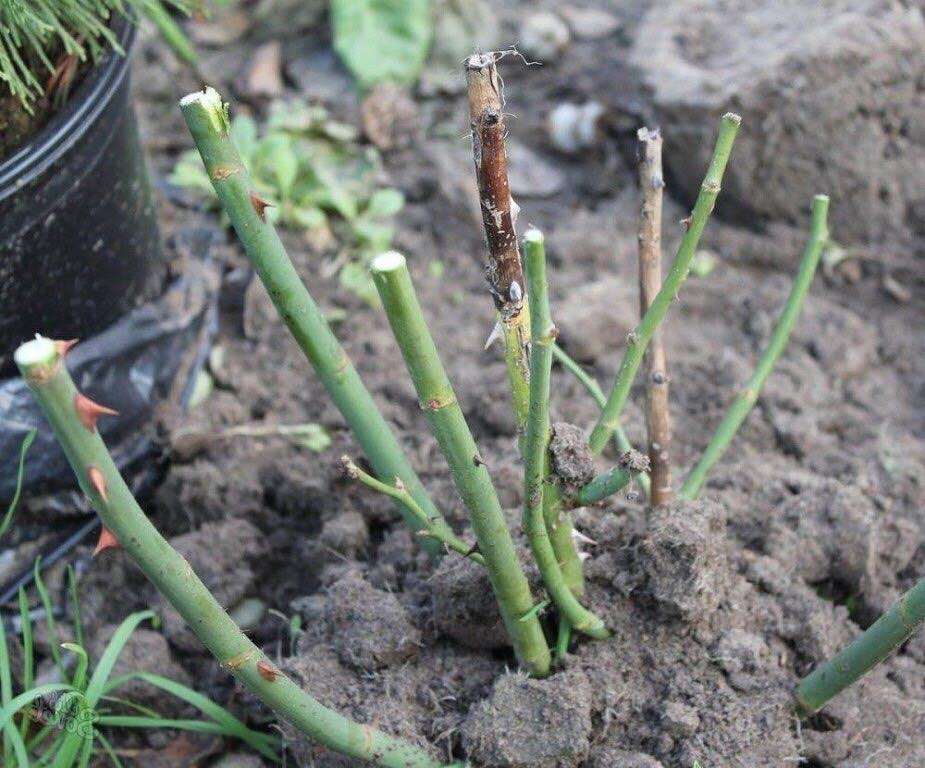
180,87,451,559
574,452,649,507
341,456,485,565
370,252,551,677
15,338,458,768
143,0,197,65
522,230,608,640
679,195,829,499
551,344,650,498
796,577,925,716
588,113,742,455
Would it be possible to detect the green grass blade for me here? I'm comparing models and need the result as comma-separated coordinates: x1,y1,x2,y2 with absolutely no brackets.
66,565,84,651
61,643,89,691
33,558,64,677
0,684,76,729
0,606,15,765
83,611,156,708
105,672,282,761
0,429,36,541
96,732,126,768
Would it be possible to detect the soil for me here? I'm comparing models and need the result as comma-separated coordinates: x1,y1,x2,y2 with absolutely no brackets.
16,2,925,767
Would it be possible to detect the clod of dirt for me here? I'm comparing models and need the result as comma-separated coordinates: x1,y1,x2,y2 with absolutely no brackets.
631,0,925,244
586,749,664,768
319,510,369,559
549,421,595,494
637,499,729,625
711,629,771,692
87,625,192,715
766,480,877,595
323,572,421,671
662,700,700,737
156,518,264,652
463,669,592,768
556,277,637,363
427,555,509,650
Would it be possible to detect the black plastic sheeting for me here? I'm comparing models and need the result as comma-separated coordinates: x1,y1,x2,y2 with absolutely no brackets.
0,256,219,500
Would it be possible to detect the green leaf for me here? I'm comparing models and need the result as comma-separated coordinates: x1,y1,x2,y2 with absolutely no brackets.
363,188,405,219
339,261,380,306
230,115,259,166
351,218,394,252
257,134,299,200
287,424,332,453
289,205,327,230
330,0,433,90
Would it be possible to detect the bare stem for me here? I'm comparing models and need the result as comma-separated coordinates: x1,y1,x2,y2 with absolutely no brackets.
14,337,456,768
679,195,830,499
370,252,551,677
797,576,925,716
522,229,608,640
588,113,742,455
636,127,672,506
341,457,485,564
179,87,452,559
465,52,531,443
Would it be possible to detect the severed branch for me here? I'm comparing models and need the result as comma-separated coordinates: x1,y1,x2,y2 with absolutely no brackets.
465,52,531,441
341,456,485,565
636,127,672,506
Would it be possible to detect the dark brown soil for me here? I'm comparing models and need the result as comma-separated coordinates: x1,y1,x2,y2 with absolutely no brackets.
47,4,925,767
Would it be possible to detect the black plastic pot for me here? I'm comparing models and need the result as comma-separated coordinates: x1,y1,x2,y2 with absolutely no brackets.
0,19,167,373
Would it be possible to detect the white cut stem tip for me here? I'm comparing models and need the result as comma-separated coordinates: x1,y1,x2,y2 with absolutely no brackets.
14,336,57,368
370,251,407,274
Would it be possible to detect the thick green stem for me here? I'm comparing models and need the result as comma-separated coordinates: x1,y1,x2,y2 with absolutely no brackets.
370,252,551,677
574,452,649,507
522,230,608,640
679,195,829,499
796,577,925,716
15,338,456,768
341,457,485,565
588,113,742,455
180,87,450,559
551,344,651,498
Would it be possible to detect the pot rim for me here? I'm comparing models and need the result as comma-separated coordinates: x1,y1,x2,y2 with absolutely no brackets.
0,16,136,203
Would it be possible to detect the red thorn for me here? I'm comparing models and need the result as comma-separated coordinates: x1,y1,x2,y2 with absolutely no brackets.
54,339,78,358
257,660,280,682
249,191,272,222
73,393,118,432
93,527,119,557
87,467,108,502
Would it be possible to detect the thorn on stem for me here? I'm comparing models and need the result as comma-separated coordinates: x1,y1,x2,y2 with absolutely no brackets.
54,339,78,358
472,453,486,467
256,660,280,681
93,527,119,557
87,467,108,502
249,191,272,222
73,393,118,432
680,216,693,231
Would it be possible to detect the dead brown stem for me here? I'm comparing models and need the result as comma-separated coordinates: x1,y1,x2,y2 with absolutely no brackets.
637,127,672,506
465,52,526,323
